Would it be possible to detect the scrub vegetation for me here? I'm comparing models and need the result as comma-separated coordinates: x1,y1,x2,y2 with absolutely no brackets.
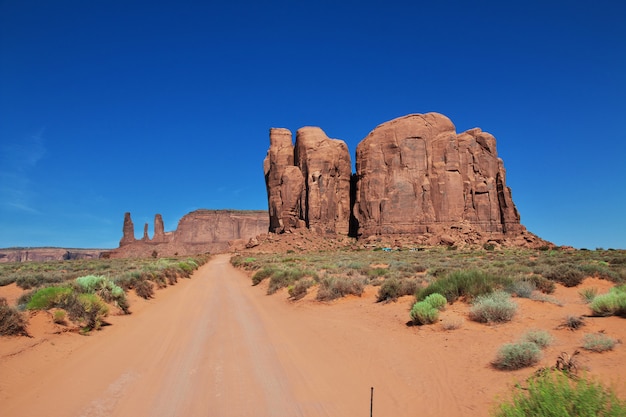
0,255,209,333
232,247,626,306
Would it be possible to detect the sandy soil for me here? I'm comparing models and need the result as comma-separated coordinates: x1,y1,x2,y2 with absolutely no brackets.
1,254,625,416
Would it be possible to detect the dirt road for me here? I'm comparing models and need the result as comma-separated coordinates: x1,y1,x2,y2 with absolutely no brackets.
3,255,625,417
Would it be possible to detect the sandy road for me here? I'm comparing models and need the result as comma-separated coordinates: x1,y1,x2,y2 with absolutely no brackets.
3,255,315,416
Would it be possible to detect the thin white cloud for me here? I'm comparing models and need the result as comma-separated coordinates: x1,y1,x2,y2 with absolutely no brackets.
0,128,46,213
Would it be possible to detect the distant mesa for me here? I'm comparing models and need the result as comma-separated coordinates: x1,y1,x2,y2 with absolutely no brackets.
108,210,269,258
265,112,548,248
0,248,103,263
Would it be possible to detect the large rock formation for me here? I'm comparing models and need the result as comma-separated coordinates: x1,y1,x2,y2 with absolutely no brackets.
110,209,269,258
264,127,351,234
353,113,522,239
266,113,547,247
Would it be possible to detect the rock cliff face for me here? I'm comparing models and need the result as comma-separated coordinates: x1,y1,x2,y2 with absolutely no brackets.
110,210,269,258
354,113,522,238
264,127,351,234
266,112,547,247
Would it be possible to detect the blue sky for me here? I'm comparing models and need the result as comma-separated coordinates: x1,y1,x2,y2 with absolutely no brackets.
1,0,625,249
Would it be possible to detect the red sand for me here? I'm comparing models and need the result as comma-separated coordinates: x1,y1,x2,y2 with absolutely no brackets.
1,254,625,416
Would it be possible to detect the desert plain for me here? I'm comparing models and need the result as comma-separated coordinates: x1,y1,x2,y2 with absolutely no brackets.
1,248,625,417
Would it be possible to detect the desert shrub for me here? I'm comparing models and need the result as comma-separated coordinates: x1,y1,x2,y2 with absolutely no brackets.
493,342,542,370
61,293,109,331
521,329,553,349
53,309,66,324
316,277,364,301
582,333,617,352
15,273,65,290
252,266,277,285
367,268,388,278
560,315,585,330
494,370,626,416
75,275,129,314
410,301,439,325
377,278,402,302
288,279,314,300
176,260,197,276
579,287,598,303
0,297,29,336
16,290,35,310
268,269,316,295
469,291,517,323
505,279,536,298
526,273,556,294
160,266,179,285
376,278,418,302
441,317,464,330
529,292,563,306
26,286,73,310
423,293,447,310
114,272,139,291
134,279,154,299
542,264,585,287
416,269,508,303
589,290,626,317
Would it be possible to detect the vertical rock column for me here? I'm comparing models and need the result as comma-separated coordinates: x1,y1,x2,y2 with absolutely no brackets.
153,214,166,242
119,212,136,246
295,127,352,234
263,128,305,233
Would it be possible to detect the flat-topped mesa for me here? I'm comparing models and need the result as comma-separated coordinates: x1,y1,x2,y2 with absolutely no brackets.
111,209,269,258
119,212,136,246
264,127,352,234
353,113,523,238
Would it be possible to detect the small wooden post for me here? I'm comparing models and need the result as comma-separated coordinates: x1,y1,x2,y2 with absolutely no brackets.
370,386,374,417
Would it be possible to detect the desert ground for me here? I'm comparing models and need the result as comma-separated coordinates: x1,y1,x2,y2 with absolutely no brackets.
1,253,625,416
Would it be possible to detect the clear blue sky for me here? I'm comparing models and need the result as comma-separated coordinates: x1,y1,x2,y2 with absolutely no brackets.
1,0,625,249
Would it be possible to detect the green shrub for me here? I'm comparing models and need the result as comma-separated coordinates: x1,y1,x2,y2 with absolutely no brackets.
75,275,129,314
0,297,29,336
53,309,66,324
469,291,518,323
316,277,364,301
579,287,598,303
423,293,447,310
493,342,542,370
252,266,277,285
64,293,109,331
582,333,617,352
494,370,626,416
410,301,439,325
26,286,73,310
416,269,508,303
521,329,553,349
589,290,626,317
